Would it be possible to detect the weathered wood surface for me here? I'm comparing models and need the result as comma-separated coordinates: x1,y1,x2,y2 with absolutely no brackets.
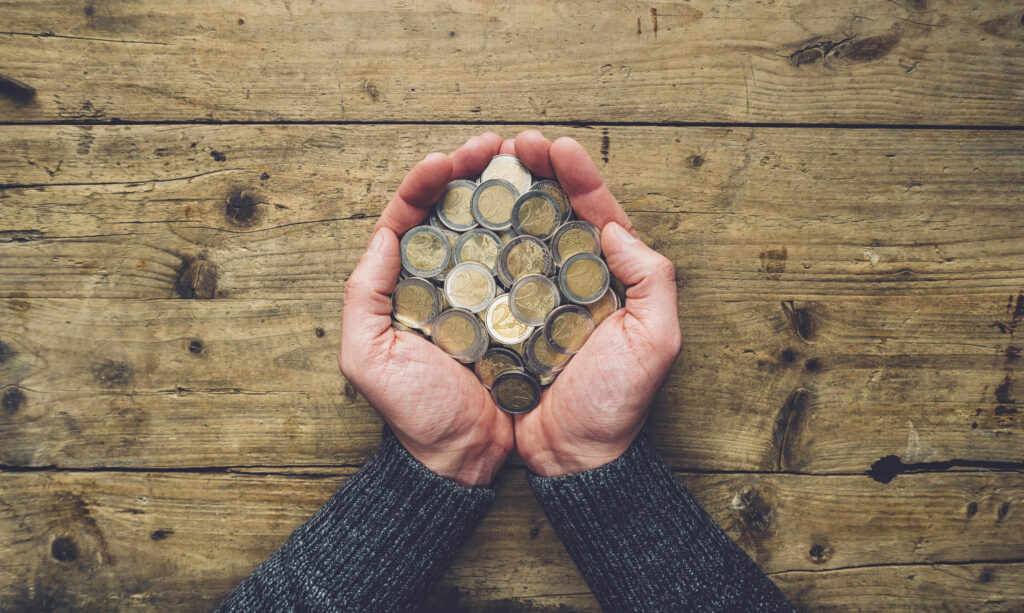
2,125,1023,300
1,1,1023,125
1,469,1021,611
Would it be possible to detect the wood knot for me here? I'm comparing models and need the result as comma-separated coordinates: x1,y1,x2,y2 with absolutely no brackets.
93,360,133,388
225,189,260,226
51,536,79,562
2,387,25,414
808,542,832,564
188,339,204,355
0,340,13,363
175,257,218,299
731,486,774,535
781,300,814,342
150,529,174,541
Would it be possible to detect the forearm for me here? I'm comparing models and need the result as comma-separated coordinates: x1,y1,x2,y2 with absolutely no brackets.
217,428,496,613
528,435,795,612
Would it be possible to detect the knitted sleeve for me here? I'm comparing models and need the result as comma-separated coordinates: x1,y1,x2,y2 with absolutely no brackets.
527,435,795,612
216,428,496,613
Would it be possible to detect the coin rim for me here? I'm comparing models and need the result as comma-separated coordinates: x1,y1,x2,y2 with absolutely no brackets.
510,190,562,239
542,304,595,355
490,368,541,414
391,276,442,330
470,178,520,231
430,308,489,363
508,274,561,327
484,293,535,345
435,179,480,232
443,261,497,313
496,234,554,288
557,251,611,305
400,225,452,278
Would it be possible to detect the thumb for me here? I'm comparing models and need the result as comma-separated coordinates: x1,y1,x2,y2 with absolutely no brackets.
341,228,402,358
600,221,680,337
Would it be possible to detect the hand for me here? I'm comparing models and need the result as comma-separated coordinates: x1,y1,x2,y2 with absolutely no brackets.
339,132,514,487
509,131,682,477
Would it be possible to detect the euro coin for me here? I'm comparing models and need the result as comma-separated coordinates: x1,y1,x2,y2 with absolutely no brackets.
491,368,541,414
436,180,479,231
443,262,496,313
453,228,502,272
558,252,610,305
585,288,621,326
511,191,561,239
431,308,488,363
474,346,524,389
544,304,594,355
484,293,534,345
524,328,571,376
392,277,441,331
532,180,572,223
550,220,601,266
509,274,560,327
497,235,553,288
400,226,451,279
471,179,519,231
481,154,532,194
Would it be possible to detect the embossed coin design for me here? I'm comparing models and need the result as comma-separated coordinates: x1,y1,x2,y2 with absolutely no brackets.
532,180,572,223
392,277,441,331
453,228,502,272
544,304,594,355
443,262,496,313
483,293,534,345
497,235,552,288
400,226,451,278
524,328,571,376
509,274,560,327
511,191,561,239
558,252,610,305
470,179,518,231
474,347,524,389
481,154,532,194
431,308,488,363
550,220,601,266
585,288,621,326
491,369,541,414
436,179,478,231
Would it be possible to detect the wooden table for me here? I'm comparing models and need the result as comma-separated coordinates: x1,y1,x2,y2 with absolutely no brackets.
2,1,1023,610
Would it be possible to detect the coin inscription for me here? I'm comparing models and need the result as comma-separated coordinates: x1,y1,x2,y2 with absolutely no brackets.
566,258,603,297
506,242,545,279
518,196,557,236
442,186,475,226
450,267,489,306
436,314,474,353
478,185,515,223
407,232,446,271
395,283,434,323
558,228,595,261
460,235,499,269
515,281,556,321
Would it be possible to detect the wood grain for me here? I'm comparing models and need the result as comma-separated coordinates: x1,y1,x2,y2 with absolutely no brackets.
2,125,1022,300
1,1,1022,125
1,469,1021,611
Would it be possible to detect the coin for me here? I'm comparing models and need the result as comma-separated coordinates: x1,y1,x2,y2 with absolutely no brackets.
538,372,558,386
443,262,496,313
453,228,502,272
491,369,541,414
431,308,488,363
400,226,451,278
585,288,621,326
543,304,594,355
498,228,518,246
511,191,561,239
436,179,479,231
558,252,610,305
481,154,532,194
524,328,571,376
474,346,524,389
509,274,560,327
471,179,519,231
532,180,572,223
549,220,601,266
497,235,553,288
392,277,442,330
484,293,534,345
435,227,460,282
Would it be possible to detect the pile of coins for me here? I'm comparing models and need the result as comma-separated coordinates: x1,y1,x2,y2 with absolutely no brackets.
390,155,623,415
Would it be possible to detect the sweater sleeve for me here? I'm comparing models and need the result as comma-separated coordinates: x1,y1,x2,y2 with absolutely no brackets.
527,435,795,613
216,428,496,613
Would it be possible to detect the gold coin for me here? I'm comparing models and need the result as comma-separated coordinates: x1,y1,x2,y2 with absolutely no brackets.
478,184,515,224
493,300,529,339
566,257,603,298
407,232,446,271
532,331,567,369
394,282,435,327
441,185,475,226
475,349,522,388
459,234,499,270
558,228,595,262
547,306,593,354
492,371,540,413
449,266,490,307
518,195,557,236
435,313,475,354
513,279,556,322
506,241,545,280
585,289,619,326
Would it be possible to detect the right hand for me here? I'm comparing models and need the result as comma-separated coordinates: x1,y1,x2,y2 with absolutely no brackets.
509,131,683,477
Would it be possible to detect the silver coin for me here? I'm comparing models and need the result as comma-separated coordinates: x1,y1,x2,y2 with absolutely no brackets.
549,220,601,267
435,179,479,231
490,368,541,414
557,252,610,305
484,293,534,345
471,179,519,231
443,262,496,313
400,225,451,278
496,235,553,288
481,154,532,194
509,274,560,327
511,191,561,240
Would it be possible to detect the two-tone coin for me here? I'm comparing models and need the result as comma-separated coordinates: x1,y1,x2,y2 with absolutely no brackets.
532,180,572,223
453,228,502,272
523,328,571,376
484,293,534,345
435,180,479,231
511,191,561,239
549,220,601,266
471,179,519,231
392,277,442,331
481,154,532,194
558,252,610,305
400,225,451,278
509,274,560,326
474,347,524,389
431,308,488,363
585,288,621,326
443,262,496,313
497,235,553,287
491,368,541,414
543,304,594,354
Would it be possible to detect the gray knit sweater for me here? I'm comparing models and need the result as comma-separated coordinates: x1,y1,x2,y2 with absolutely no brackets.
217,430,794,612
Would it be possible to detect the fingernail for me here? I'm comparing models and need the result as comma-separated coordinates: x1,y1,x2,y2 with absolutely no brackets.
610,221,637,243
367,229,387,254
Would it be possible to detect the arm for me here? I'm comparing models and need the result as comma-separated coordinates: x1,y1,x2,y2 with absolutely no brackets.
217,429,495,613
511,131,795,612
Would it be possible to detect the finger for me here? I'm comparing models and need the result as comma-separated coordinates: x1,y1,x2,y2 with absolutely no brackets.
341,228,401,357
601,221,679,335
450,132,502,179
549,137,638,238
499,138,516,155
514,130,556,178
374,152,452,236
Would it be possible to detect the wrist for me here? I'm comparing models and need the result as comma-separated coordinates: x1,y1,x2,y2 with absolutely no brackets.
518,418,634,478
394,421,512,488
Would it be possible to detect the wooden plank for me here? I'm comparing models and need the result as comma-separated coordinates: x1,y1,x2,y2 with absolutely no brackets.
2,125,1022,300
1,1,1023,125
1,294,1021,472
0,469,1021,611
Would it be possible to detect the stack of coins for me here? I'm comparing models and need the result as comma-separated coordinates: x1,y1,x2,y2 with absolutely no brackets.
391,154,624,415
